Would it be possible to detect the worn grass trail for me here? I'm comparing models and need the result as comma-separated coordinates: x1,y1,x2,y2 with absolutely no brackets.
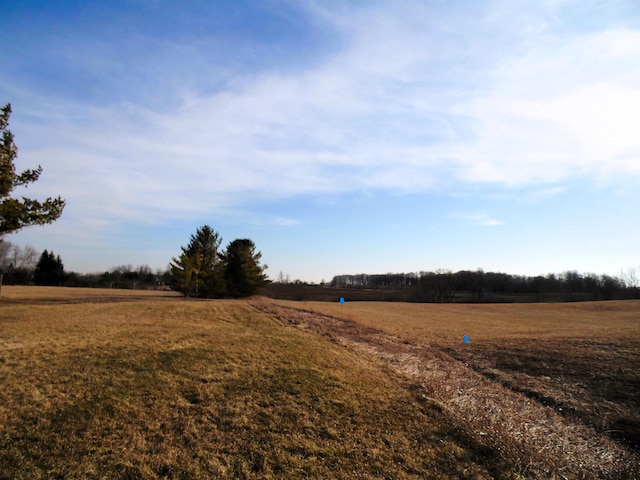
1,288,515,479
274,299,640,453
255,300,640,479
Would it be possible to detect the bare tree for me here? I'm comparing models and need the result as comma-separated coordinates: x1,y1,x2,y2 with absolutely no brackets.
619,267,640,299
18,245,38,271
277,270,291,284
0,242,37,270
619,267,639,289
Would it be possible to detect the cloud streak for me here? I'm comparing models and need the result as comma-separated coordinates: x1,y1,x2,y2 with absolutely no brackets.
7,1,640,237
450,212,504,227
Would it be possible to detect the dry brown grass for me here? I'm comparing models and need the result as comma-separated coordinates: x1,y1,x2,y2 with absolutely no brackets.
0,285,180,302
1,287,519,479
266,299,640,479
271,300,640,345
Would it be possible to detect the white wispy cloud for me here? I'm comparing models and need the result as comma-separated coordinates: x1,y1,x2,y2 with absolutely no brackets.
11,0,640,236
455,26,640,186
450,212,504,227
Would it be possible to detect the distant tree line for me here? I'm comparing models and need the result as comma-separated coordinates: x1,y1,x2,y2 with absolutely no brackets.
0,225,270,298
0,242,39,284
67,264,172,290
330,269,640,303
0,240,171,289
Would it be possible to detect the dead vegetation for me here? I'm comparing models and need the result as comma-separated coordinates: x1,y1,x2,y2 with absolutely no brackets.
0,285,180,305
2,287,638,478
2,287,520,479
256,300,640,479
441,338,640,453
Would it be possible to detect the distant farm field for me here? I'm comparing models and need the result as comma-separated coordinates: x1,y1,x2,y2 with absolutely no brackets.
1,287,639,479
271,299,640,344
268,299,640,477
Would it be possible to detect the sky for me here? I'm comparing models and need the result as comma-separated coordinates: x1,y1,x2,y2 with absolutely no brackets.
1,0,639,283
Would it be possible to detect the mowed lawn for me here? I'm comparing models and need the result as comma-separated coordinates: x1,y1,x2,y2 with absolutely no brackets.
1,287,513,480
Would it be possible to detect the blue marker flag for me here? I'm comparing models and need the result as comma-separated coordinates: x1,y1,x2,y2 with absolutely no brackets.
463,335,469,344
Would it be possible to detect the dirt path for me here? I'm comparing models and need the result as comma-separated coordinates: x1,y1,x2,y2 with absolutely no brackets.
251,300,639,480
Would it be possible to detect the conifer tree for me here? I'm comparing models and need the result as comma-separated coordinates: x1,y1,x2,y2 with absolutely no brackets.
171,226,269,299
222,238,269,298
33,249,65,286
171,225,225,298
0,104,65,235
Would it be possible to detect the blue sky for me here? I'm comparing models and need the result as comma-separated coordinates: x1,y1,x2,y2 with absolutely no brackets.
2,0,639,283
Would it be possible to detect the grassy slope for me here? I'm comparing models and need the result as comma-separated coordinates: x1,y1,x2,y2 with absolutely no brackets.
1,287,512,479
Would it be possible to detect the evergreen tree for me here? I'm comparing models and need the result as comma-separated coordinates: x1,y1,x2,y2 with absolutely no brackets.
170,225,225,298
222,238,269,298
0,104,65,235
33,249,65,286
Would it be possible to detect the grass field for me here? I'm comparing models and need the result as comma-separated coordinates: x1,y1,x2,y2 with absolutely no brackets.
269,299,640,478
1,287,639,479
1,286,515,479
270,300,640,344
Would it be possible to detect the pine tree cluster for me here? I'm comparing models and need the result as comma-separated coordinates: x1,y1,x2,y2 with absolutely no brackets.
170,225,269,298
33,250,65,286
